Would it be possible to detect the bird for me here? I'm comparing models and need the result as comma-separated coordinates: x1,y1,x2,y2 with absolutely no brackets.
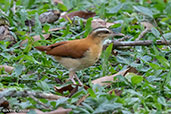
35,27,114,85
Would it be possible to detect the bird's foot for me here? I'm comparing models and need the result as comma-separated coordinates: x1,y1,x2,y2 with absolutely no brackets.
69,78,76,85
74,74,83,86
69,71,83,86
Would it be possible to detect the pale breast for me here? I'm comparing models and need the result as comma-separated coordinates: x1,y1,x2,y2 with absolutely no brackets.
54,56,81,71
78,44,102,70
54,44,102,72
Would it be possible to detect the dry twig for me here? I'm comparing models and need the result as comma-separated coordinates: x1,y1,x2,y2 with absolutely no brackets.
0,89,64,100
29,95,51,109
103,40,171,49
0,65,14,73
153,19,171,49
136,22,154,41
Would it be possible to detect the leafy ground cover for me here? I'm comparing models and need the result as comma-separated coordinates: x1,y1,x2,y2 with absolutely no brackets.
0,0,171,114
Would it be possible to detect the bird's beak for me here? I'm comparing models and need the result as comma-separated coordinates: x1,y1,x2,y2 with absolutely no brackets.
111,32,125,37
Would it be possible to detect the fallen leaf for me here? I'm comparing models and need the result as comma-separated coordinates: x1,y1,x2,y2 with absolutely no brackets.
123,67,138,76
0,18,9,26
147,0,152,3
43,27,65,32
34,107,72,114
54,84,89,97
164,0,167,3
0,25,16,45
61,11,96,20
7,107,72,114
0,99,9,108
6,112,25,114
53,0,63,4
91,18,116,29
0,65,14,73
39,10,60,24
92,67,138,86
25,10,60,26
20,34,50,46
35,93,64,100
45,107,72,114
141,22,154,30
135,22,154,41
108,89,122,96
68,85,79,97
54,84,75,94
20,27,64,46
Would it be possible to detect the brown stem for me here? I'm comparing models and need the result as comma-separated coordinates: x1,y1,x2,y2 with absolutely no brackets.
153,19,171,49
0,89,64,100
136,28,149,41
103,40,171,49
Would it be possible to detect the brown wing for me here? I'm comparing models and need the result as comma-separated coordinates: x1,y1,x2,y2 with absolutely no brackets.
35,41,68,51
45,40,90,58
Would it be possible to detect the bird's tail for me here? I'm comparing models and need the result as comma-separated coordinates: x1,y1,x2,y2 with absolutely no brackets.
35,46,48,52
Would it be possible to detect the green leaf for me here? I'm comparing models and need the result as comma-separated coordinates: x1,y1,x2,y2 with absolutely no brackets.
151,27,160,38
0,83,3,88
125,89,142,97
43,24,50,33
152,45,160,56
27,109,37,114
125,97,139,105
110,23,121,28
71,90,84,98
88,88,96,99
94,103,122,113
19,101,32,109
14,64,24,76
153,0,166,11
36,81,50,92
0,53,12,60
55,97,68,107
165,2,171,16
156,55,170,68
101,43,113,75
107,3,124,14
62,24,70,37
79,108,91,114
158,97,167,106
62,0,73,10
126,73,143,85
131,75,143,85
34,13,42,34
22,55,40,64
23,37,33,53
57,3,67,11
82,102,94,112
146,76,161,82
18,9,28,26
115,75,129,84
50,101,56,108
133,6,153,18
95,3,106,18
163,32,171,40
22,0,35,8
84,18,93,37
148,63,161,70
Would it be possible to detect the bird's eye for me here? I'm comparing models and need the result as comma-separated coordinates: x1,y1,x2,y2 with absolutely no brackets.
104,31,110,34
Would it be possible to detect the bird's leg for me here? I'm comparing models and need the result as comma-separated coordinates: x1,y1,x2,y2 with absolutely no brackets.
73,73,83,85
69,71,76,84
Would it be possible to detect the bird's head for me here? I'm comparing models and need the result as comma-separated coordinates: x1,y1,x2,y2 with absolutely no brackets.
88,27,114,43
